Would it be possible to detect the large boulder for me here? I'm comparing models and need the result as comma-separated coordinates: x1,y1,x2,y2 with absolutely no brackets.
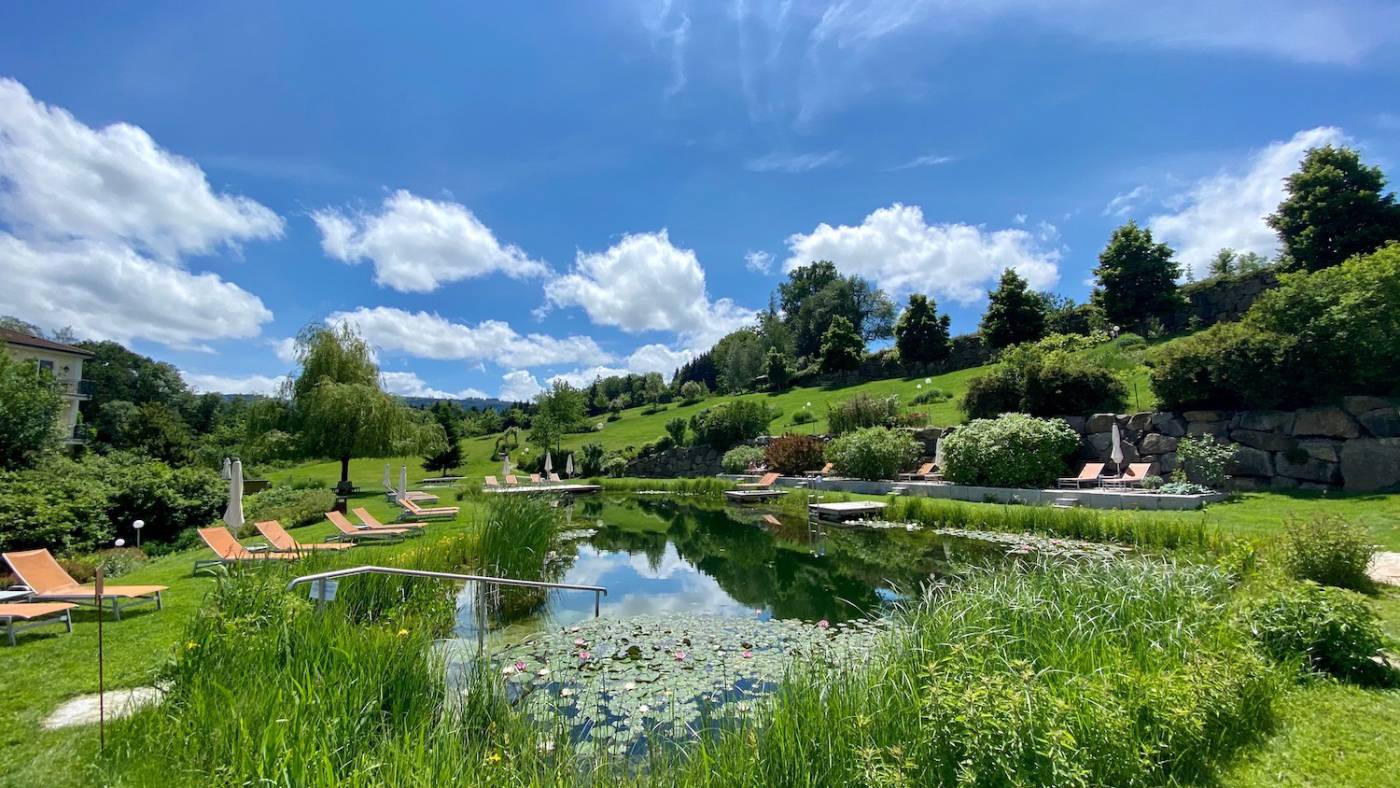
1154,451,1178,475
1061,415,1087,435
1127,412,1153,431
1296,439,1341,463
1234,410,1294,433
1342,395,1392,416
1139,433,1179,455
1228,429,1293,452
1340,438,1400,492
1228,446,1273,478
1292,405,1360,439
1086,413,1118,433
1183,410,1227,423
1150,412,1187,438
1274,453,1340,484
1359,407,1400,438
1186,421,1229,439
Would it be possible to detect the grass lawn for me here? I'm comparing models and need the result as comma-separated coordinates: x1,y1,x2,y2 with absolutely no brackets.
0,492,483,787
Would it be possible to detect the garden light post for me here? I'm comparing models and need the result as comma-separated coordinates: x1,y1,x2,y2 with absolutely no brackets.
132,519,144,548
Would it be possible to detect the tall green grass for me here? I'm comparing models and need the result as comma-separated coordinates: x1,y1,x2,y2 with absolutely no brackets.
601,477,733,499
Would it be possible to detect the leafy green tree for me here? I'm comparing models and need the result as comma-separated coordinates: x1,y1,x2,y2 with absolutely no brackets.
0,315,44,337
422,401,465,474
664,416,687,445
765,347,794,390
678,380,707,404
819,315,864,374
1268,145,1400,272
1092,222,1182,333
0,350,63,469
779,261,894,358
980,269,1046,349
894,293,951,365
284,324,418,493
78,340,193,430
528,381,587,454
1039,293,1103,336
713,328,768,393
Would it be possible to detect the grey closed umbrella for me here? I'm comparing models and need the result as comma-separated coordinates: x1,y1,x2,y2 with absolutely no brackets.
1110,422,1125,475
933,438,945,470
502,454,511,479
544,452,553,479
221,457,232,481
398,466,408,500
565,453,574,478
383,463,391,490
223,459,244,533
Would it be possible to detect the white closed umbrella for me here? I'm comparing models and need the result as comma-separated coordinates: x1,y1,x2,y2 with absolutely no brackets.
223,459,244,535
544,452,553,479
382,463,391,490
933,437,945,470
398,466,408,500
565,453,574,478
1110,422,1125,475
502,454,511,479
221,457,232,480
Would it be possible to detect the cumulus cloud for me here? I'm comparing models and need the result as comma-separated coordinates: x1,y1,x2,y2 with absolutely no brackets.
500,370,543,402
0,235,272,349
548,343,696,387
328,306,613,368
1103,185,1150,217
744,151,845,173
783,203,1060,304
312,190,548,293
271,337,299,364
0,79,280,348
744,250,774,274
182,371,287,396
1148,127,1344,277
544,230,756,348
380,371,489,400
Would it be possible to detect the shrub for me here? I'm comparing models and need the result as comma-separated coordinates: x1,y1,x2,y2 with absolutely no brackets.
1149,322,1294,410
826,427,920,481
910,388,949,405
941,414,1079,488
1279,515,1375,591
88,452,225,544
1244,581,1389,683
790,409,816,425
689,399,779,449
826,394,899,436
246,486,338,530
1174,435,1236,489
1159,481,1213,495
963,346,1126,419
721,446,765,473
0,465,115,553
763,435,825,476
58,547,149,583
579,442,605,476
664,417,687,446
600,456,628,478
678,380,708,404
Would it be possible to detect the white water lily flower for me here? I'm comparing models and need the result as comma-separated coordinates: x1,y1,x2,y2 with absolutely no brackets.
623,681,636,691
638,704,650,715
561,688,574,697
537,667,550,677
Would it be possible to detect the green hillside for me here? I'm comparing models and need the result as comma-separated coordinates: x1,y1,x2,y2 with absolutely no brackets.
272,350,1157,488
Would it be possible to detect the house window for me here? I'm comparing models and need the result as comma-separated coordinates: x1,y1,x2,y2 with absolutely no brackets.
37,359,54,374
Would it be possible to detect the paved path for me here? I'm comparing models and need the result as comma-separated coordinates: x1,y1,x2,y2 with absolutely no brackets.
1369,552,1400,586
42,687,163,729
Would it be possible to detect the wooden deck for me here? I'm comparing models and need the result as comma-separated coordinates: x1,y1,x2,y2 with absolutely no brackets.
484,484,602,496
808,500,887,523
723,489,788,503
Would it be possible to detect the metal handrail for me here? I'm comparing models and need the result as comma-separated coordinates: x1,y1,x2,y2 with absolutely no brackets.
287,566,608,649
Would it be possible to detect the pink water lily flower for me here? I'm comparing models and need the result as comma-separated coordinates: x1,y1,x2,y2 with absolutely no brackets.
741,650,753,659
514,661,526,673
817,619,830,630
579,651,592,661
673,650,686,661
574,638,587,647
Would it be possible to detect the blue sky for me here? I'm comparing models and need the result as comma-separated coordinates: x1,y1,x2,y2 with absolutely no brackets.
2,1,1398,401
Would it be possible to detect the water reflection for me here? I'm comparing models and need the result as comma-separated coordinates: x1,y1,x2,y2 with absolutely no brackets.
461,495,1005,639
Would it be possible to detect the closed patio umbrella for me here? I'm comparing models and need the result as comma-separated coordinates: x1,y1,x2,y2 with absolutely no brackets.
932,437,945,470
1110,422,1125,476
383,463,391,490
544,452,553,479
502,454,511,479
565,453,574,478
223,459,244,533
398,466,408,500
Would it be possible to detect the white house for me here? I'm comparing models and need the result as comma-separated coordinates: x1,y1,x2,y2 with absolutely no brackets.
1,328,94,444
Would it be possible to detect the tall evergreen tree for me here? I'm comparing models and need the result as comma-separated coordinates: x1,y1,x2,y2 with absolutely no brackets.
765,347,794,390
1268,145,1400,272
894,293,951,365
980,269,1046,349
1092,222,1182,333
421,400,465,474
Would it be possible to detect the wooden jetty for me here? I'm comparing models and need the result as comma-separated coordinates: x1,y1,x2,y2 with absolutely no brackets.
723,489,788,504
808,500,887,523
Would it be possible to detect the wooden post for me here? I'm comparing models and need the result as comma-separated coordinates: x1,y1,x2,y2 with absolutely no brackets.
95,566,105,752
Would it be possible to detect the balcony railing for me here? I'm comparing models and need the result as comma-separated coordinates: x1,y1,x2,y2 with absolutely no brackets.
55,379,94,398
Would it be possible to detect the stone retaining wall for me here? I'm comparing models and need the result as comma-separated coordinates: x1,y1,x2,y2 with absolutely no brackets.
623,446,723,478
1168,268,1279,330
1070,397,1400,492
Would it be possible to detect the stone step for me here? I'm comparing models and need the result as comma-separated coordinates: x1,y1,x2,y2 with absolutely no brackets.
1052,497,1080,508
890,485,909,496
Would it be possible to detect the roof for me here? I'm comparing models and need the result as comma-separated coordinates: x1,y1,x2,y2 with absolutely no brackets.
0,328,94,357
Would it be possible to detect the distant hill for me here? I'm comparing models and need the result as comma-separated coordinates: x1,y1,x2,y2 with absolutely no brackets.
401,395,511,412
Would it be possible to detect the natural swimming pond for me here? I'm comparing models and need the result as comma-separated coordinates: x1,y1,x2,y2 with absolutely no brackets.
447,494,1061,755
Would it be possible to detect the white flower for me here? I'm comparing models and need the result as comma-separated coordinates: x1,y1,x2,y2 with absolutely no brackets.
638,704,650,715
561,688,574,697
537,667,551,677
623,681,636,691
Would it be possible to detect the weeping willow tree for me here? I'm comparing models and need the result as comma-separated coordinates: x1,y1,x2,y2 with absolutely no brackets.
277,323,442,493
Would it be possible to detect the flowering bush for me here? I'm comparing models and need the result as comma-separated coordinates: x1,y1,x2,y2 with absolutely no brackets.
940,414,1079,488
763,435,825,475
721,446,765,474
826,427,920,481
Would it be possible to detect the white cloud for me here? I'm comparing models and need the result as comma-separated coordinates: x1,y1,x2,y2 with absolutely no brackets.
271,337,299,364
1148,127,1344,277
744,250,773,274
1103,185,1150,217
312,190,548,293
547,343,694,388
783,203,1060,304
380,371,489,400
182,371,287,396
327,306,613,369
544,230,756,348
745,151,845,173
0,79,280,348
886,153,954,171
500,370,543,402
0,235,272,349
1013,213,1027,225
0,78,284,259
